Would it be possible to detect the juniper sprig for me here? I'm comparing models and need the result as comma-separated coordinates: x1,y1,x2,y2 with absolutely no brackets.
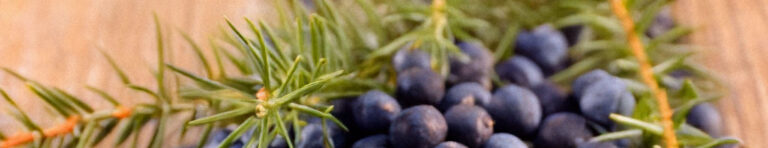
0,0,741,147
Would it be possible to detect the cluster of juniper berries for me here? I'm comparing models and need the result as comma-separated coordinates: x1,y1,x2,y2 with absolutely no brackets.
202,15,722,148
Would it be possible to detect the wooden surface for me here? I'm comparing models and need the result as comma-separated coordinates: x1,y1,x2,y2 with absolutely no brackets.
673,0,768,146
0,0,764,147
0,0,273,146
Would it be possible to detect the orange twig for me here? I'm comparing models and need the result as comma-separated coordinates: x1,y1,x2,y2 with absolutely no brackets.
43,116,80,137
0,133,34,148
1,116,79,148
609,0,678,147
112,106,133,119
1,107,134,148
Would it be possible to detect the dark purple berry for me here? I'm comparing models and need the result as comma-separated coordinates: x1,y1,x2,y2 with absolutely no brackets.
210,129,232,141
390,105,448,148
495,56,544,88
561,25,584,46
439,82,492,112
268,135,288,148
579,78,635,126
298,123,348,148
686,103,722,136
572,70,612,98
614,139,632,148
396,68,445,107
532,81,572,116
482,133,527,148
330,97,358,129
577,142,618,148
448,41,494,89
484,84,541,136
298,124,323,148
535,113,593,148
436,141,469,148
646,7,675,38
352,134,389,148
669,69,693,79
260,124,296,148
444,105,494,148
353,90,402,133
330,97,356,118
301,0,316,11
206,129,244,148
393,48,431,72
713,143,740,148
618,92,636,117
515,24,568,75
330,97,372,141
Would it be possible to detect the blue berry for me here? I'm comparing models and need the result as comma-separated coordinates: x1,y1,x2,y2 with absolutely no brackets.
614,139,632,148
329,97,373,141
241,125,293,148
579,78,635,126
439,82,492,112
618,92,636,117
209,129,232,142
393,48,431,72
444,105,494,148
390,105,448,148
297,124,323,148
646,7,675,38
298,123,348,148
535,113,593,148
561,25,584,46
482,133,527,148
298,124,326,148
396,68,445,107
686,103,722,136
353,90,402,133
352,134,389,148
448,42,494,88
484,84,541,136
532,81,572,116
301,0,316,11
268,135,288,148
495,56,544,88
205,129,244,148
515,24,568,75
436,141,469,148
572,70,612,98
669,69,693,79
577,142,618,148
330,97,358,130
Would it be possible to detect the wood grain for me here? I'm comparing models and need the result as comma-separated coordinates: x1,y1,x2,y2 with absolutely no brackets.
0,0,273,146
673,0,768,146
0,0,764,147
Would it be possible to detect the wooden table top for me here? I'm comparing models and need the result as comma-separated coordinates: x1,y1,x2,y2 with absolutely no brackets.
0,0,763,147
673,0,768,146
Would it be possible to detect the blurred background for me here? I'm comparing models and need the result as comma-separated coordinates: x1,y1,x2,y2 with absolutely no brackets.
0,0,765,147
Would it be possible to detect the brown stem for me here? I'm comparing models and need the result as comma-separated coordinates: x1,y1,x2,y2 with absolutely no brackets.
0,107,133,148
609,0,679,147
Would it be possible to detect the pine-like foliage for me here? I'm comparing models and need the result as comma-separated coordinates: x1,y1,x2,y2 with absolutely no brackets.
0,0,741,147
